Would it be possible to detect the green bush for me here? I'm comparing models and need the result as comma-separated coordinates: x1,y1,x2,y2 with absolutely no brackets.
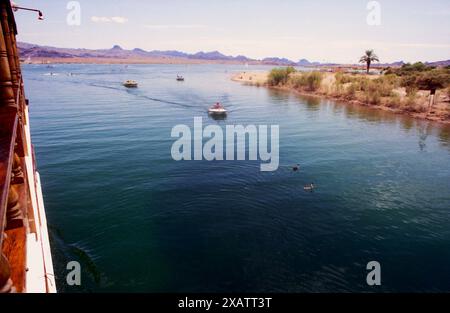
415,71,450,91
384,67,395,75
391,62,435,76
267,66,296,86
397,68,450,93
304,72,323,91
401,74,419,95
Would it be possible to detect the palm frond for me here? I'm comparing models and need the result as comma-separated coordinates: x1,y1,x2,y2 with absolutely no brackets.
360,50,379,64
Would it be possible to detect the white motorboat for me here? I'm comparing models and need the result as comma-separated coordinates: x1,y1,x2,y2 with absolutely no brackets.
208,102,227,115
123,80,138,88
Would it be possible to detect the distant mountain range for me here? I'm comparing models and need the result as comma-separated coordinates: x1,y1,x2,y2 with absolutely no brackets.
17,42,450,67
426,60,450,67
18,42,259,63
17,42,335,66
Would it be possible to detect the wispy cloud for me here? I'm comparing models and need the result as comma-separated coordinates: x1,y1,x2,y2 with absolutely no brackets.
91,16,128,24
328,40,450,50
395,43,450,48
110,17,128,24
423,10,450,17
144,24,206,30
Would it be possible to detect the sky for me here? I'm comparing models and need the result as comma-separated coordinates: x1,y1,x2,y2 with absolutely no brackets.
12,0,450,63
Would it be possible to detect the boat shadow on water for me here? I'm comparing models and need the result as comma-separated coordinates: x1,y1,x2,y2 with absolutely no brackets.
47,224,102,292
208,113,228,121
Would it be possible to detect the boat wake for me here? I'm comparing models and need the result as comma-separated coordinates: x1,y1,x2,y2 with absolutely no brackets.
30,75,236,114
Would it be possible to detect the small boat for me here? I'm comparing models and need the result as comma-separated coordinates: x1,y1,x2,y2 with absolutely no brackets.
176,75,185,81
123,80,138,88
208,102,227,115
304,183,315,192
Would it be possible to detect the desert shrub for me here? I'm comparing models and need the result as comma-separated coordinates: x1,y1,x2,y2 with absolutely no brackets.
335,72,356,85
333,82,344,97
402,62,433,72
364,89,381,105
382,74,401,87
399,68,450,94
289,71,323,91
369,91,381,105
384,67,395,75
385,92,402,108
286,66,296,75
404,91,418,110
372,79,392,97
268,66,296,86
415,70,450,92
355,77,370,92
341,75,400,104
391,62,435,76
364,75,397,97
413,103,428,113
304,72,323,91
345,83,357,98
335,72,345,84
401,74,419,94
290,75,306,89
268,68,287,86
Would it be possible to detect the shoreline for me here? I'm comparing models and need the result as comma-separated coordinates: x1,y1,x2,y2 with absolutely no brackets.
232,72,450,125
20,57,265,65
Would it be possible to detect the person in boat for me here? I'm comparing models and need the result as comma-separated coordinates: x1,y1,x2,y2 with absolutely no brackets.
214,102,223,109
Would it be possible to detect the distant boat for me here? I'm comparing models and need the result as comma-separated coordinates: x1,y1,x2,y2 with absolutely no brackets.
176,75,185,81
123,80,138,88
208,102,227,115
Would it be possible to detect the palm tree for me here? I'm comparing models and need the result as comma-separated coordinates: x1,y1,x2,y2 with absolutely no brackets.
359,50,379,74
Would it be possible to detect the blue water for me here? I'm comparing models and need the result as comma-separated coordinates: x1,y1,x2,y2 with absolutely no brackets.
23,64,450,292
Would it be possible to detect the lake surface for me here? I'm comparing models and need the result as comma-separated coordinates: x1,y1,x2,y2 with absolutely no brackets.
23,64,450,292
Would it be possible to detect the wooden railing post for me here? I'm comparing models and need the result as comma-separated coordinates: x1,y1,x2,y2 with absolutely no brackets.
0,3,18,97
11,153,24,184
5,185,23,230
0,8,15,108
5,153,24,229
